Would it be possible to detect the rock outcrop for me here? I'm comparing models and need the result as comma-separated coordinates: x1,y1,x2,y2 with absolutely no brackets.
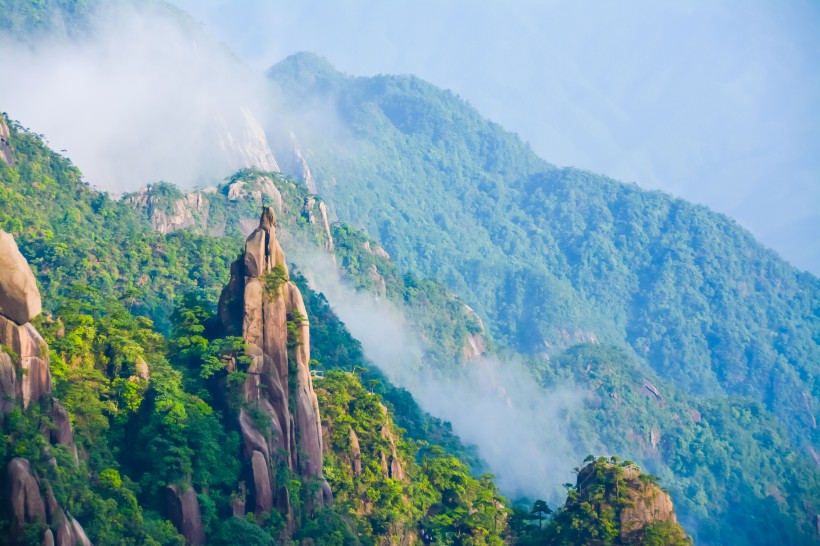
569,460,688,544
288,132,317,193
0,231,52,410
0,230,42,325
218,206,331,522
6,458,46,539
0,314,52,410
124,187,209,235
303,196,334,251
165,485,205,546
348,428,362,476
227,176,284,213
0,233,88,546
616,467,677,538
0,115,13,165
218,106,280,174
461,305,487,361
5,458,90,546
378,404,405,481
126,176,285,237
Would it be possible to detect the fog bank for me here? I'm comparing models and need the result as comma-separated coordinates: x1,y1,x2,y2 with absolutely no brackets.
0,2,276,192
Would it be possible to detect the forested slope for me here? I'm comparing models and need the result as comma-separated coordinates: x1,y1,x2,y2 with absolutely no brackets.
266,53,820,545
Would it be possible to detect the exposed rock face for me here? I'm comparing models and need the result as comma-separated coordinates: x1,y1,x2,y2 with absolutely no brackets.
0,115,13,165
0,308,51,410
6,458,46,538
288,132,317,193
349,428,362,476
218,106,280,174
127,176,284,237
0,230,42,325
227,176,284,214
6,458,90,546
124,188,209,235
251,451,273,514
303,196,334,251
461,305,487,361
218,206,331,520
378,404,405,481
0,232,52,411
50,401,73,445
573,461,686,544
165,485,205,546
617,467,677,538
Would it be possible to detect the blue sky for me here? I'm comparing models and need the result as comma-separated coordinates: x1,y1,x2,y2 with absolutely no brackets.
174,1,819,273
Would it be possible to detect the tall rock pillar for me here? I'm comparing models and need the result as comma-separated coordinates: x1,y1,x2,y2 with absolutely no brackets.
218,207,331,522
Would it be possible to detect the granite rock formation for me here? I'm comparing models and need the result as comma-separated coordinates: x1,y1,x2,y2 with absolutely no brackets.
218,206,331,523
0,232,89,545
571,460,688,544
165,484,206,546
0,230,42,325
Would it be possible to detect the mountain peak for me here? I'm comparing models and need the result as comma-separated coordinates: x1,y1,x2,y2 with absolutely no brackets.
267,51,348,94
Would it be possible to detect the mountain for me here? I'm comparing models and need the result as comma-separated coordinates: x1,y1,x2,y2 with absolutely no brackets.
0,112,513,545
266,53,819,545
0,0,280,190
2,2,818,543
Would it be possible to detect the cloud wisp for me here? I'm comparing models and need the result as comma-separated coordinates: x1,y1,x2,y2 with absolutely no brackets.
290,247,583,501
0,2,277,192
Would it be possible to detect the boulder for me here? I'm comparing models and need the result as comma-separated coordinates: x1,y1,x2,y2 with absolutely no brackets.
0,230,41,325
50,401,74,446
165,485,205,546
251,451,273,514
70,517,92,546
6,458,47,541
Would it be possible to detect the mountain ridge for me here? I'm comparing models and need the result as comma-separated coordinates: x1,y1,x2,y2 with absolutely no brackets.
265,52,819,545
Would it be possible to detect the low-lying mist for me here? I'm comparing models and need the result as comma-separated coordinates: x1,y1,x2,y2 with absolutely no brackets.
289,246,583,501
0,2,276,192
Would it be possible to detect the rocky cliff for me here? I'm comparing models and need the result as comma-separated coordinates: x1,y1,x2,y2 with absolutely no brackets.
218,106,280,175
551,458,690,545
0,230,90,546
218,206,331,525
124,174,336,251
